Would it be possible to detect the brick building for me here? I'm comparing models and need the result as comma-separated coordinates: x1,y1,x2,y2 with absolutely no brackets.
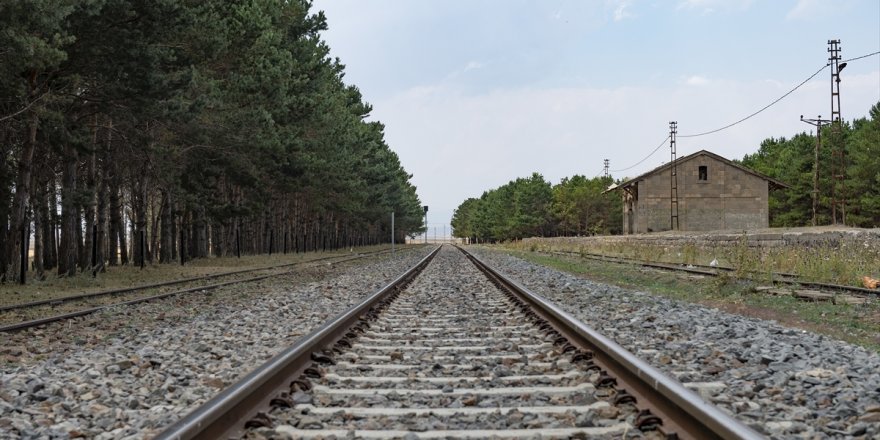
611,150,788,234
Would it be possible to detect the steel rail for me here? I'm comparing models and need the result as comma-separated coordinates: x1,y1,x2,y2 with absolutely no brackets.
0,274,274,333
0,249,391,313
0,253,380,333
460,247,764,440
545,249,878,297
154,245,441,440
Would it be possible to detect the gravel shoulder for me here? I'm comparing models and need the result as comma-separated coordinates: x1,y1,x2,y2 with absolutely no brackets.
0,246,435,440
469,246,880,440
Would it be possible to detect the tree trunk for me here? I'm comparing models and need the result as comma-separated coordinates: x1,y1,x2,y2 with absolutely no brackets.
132,174,148,266
44,177,58,269
7,110,38,283
171,202,178,261
108,184,122,265
82,137,97,270
196,207,208,258
149,191,160,262
96,160,108,272
58,144,78,277
159,190,172,263
31,170,45,279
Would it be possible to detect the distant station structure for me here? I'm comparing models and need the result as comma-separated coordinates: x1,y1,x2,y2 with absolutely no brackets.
608,150,789,234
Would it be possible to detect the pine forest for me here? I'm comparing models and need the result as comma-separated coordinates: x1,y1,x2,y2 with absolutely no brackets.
0,1,426,283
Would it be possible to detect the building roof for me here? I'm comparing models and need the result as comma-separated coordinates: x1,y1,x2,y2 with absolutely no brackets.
611,149,790,191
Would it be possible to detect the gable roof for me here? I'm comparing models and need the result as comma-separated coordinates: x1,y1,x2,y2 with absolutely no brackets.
612,149,789,191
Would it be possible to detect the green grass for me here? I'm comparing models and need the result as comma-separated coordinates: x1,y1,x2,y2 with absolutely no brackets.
504,249,880,352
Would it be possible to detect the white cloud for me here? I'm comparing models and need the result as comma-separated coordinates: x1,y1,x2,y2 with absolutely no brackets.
685,75,711,86
442,61,488,83
462,61,485,73
677,0,754,14
611,0,633,21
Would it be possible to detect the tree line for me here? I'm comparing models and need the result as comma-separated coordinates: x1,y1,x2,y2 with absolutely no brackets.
453,102,879,241
0,0,425,283
451,173,621,242
741,102,880,228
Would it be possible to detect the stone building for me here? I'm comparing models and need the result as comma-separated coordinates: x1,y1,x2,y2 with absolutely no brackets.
611,150,788,234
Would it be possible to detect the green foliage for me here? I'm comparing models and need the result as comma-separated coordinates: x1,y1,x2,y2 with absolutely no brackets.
742,102,880,228
452,173,621,241
1,0,424,273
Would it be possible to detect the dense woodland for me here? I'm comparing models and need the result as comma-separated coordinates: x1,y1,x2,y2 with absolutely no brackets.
0,1,425,283
453,102,879,241
451,173,622,242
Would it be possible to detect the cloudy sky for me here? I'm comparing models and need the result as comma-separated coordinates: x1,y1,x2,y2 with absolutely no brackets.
313,0,880,238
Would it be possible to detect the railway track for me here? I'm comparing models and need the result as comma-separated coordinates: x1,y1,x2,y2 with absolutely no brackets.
156,245,761,439
540,249,878,302
0,249,390,333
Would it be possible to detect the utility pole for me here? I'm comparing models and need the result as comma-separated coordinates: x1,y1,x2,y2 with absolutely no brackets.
391,211,395,253
800,115,831,226
603,159,609,178
669,121,679,231
828,39,847,225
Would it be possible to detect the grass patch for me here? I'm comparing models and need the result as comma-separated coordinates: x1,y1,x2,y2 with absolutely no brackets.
504,249,880,352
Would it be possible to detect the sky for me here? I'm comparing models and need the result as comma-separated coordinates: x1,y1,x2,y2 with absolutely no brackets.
312,0,880,238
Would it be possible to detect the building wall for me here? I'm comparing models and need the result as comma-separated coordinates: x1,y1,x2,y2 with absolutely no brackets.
631,154,769,233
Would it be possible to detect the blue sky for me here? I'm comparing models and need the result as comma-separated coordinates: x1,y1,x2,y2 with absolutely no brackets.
313,0,880,237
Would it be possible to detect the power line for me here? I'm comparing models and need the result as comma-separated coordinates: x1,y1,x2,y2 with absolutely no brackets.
610,135,670,173
843,50,879,63
678,50,878,139
602,51,878,177
679,63,828,138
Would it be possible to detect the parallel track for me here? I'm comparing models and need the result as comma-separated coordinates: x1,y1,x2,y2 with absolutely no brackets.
0,249,390,333
156,245,761,439
542,249,879,299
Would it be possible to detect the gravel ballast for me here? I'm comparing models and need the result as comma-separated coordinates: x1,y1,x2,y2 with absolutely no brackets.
0,247,434,440
469,247,880,439
245,245,650,439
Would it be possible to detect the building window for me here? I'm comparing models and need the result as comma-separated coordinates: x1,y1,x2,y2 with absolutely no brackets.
698,166,708,181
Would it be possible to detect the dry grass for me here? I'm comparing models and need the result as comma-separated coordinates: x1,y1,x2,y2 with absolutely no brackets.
0,245,407,307
512,233,880,288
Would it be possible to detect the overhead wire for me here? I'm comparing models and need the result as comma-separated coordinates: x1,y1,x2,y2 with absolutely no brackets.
603,50,878,176
843,51,879,63
678,63,829,138
610,135,670,173
678,50,878,138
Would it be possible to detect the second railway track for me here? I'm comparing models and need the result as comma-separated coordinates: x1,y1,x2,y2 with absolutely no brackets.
158,245,760,439
538,249,878,303
0,249,390,332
